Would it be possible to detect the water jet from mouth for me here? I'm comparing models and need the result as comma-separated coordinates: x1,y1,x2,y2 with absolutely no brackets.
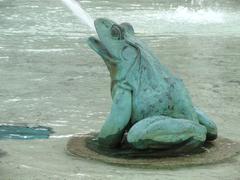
61,0,96,31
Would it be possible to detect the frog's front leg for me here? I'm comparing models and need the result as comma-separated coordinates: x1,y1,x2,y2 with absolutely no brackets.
127,116,207,153
98,86,132,148
194,107,218,141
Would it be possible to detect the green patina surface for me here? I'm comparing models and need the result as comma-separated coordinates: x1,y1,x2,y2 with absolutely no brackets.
88,18,217,153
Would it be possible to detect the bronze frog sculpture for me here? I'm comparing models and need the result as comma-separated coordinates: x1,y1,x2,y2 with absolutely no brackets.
88,18,217,153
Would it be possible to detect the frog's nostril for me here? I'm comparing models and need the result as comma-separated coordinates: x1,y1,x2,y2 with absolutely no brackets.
95,18,111,29
102,21,110,28
102,22,106,27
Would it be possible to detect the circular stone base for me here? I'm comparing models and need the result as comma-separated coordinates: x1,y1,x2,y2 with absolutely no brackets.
66,133,240,169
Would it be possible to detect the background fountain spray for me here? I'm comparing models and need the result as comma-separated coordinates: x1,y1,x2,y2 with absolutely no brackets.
61,0,96,31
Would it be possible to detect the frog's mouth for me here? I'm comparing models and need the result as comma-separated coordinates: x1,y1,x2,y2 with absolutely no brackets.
87,36,112,60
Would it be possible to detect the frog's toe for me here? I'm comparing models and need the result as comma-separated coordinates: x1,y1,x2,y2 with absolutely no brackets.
194,107,218,141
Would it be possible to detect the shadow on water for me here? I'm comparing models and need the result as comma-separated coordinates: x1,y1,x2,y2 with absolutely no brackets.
0,148,7,157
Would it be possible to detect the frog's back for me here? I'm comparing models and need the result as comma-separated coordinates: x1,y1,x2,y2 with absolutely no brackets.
129,47,197,124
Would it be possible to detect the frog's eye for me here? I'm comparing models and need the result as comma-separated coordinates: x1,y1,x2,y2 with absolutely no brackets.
111,25,124,40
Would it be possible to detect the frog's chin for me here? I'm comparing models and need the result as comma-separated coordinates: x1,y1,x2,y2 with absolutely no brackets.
87,36,112,59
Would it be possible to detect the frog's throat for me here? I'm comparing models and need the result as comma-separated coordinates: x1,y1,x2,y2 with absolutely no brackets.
88,36,142,91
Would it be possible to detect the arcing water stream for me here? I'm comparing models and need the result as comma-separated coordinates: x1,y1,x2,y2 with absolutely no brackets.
61,0,95,31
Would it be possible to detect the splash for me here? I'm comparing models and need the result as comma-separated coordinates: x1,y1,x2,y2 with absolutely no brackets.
137,6,225,24
191,0,205,7
169,6,225,24
61,0,95,31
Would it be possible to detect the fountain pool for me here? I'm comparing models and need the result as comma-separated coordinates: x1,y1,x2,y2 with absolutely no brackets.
0,0,240,179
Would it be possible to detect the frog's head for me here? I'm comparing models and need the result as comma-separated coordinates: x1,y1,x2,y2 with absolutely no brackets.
88,18,140,78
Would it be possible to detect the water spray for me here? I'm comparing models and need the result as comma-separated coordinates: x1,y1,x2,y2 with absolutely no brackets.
61,0,96,31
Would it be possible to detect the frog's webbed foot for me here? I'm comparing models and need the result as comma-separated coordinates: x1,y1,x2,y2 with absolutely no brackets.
127,116,207,153
194,107,217,141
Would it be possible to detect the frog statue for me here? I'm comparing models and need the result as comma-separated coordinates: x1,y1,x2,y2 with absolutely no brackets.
87,18,217,153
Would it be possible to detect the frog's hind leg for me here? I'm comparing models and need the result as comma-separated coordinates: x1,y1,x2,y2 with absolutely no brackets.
127,116,207,153
194,107,218,141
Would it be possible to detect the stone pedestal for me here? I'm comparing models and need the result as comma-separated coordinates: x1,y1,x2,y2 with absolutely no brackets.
66,133,240,169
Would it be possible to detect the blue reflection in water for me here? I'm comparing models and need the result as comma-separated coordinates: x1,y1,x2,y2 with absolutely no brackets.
0,125,54,140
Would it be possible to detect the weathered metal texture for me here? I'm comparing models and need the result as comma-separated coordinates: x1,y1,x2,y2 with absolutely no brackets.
88,18,217,152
